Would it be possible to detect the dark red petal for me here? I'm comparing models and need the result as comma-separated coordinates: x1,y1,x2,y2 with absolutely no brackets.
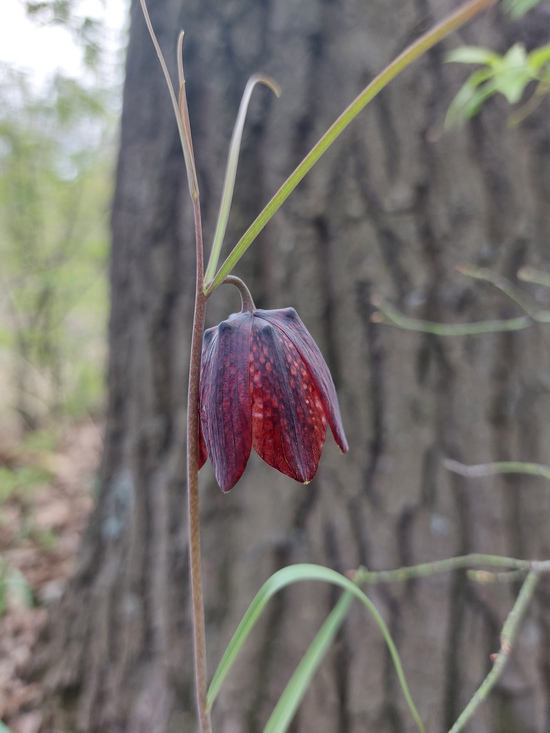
198,414,208,470
200,315,254,492
255,308,348,454
250,318,327,483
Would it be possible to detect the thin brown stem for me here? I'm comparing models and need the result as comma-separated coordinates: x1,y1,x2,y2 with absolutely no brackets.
187,195,211,733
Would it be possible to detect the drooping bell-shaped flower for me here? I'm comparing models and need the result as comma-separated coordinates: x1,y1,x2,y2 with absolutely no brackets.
198,288,348,492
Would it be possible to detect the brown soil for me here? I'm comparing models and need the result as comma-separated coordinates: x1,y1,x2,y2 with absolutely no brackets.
0,422,100,733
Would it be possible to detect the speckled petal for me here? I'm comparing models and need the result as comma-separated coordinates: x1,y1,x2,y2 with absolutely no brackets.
255,308,348,455
199,315,253,492
250,318,327,483
198,417,208,470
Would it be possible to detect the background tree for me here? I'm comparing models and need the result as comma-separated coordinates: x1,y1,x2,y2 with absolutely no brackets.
0,68,112,428
33,0,550,731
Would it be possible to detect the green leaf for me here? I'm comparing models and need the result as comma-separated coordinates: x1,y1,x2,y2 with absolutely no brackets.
445,74,497,128
263,591,354,733
204,75,280,284
528,45,550,71
203,0,497,294
491,44,533,105
502,43,528,67
503,0,543,19
446,46,500,66
207,564,424,733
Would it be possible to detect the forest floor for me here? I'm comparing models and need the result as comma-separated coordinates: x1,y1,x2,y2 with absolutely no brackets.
0,421,101,733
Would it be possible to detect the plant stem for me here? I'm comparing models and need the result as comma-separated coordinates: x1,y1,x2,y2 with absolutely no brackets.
223,275,256,313
354,553,531,585
371,297,529,336
448,570,540,733
444,458,550,481
187,195,211,733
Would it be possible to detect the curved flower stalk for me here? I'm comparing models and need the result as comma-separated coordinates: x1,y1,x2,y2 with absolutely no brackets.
199,286,348,492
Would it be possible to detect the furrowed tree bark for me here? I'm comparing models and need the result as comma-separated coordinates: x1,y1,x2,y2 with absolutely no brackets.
33,0,550,732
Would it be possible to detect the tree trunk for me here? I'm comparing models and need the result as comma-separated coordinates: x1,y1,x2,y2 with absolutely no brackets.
33,0,550,731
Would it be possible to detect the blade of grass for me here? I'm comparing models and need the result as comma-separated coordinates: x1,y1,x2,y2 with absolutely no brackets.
207,564,424,733
139,1,198,198
262,590,354,733
177,31,199,200
204,0,498,295
204,74,280,284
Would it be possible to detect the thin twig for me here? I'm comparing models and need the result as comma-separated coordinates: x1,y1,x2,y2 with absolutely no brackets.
371,297,530,336
354,553,531,585
518,266,550,288
467,568,529,584
456,264,550,323
448,570,540,733
444,458,550,481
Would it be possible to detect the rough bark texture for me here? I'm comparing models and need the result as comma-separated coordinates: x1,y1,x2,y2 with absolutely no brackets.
33,0,550,732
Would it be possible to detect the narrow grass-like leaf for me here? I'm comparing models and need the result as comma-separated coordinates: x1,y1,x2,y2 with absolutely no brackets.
204,75,280,284
204,0,497,295
207,564,424,733
139,1,198,198
262,591,354,733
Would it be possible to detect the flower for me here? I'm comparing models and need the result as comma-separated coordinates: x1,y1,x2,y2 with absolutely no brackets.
198,306,348,492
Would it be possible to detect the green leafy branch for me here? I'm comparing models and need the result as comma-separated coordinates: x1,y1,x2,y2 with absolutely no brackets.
446,42,550,127
445,0,550,126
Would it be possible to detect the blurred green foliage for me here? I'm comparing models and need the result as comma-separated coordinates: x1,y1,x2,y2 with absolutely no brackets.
503,0,544,18
445,42,550,127
0,66,115,429
445,0,549,128
0,464,54,504
0,560,33,619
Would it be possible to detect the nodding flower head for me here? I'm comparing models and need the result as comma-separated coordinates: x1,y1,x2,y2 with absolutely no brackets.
198,305,348,492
